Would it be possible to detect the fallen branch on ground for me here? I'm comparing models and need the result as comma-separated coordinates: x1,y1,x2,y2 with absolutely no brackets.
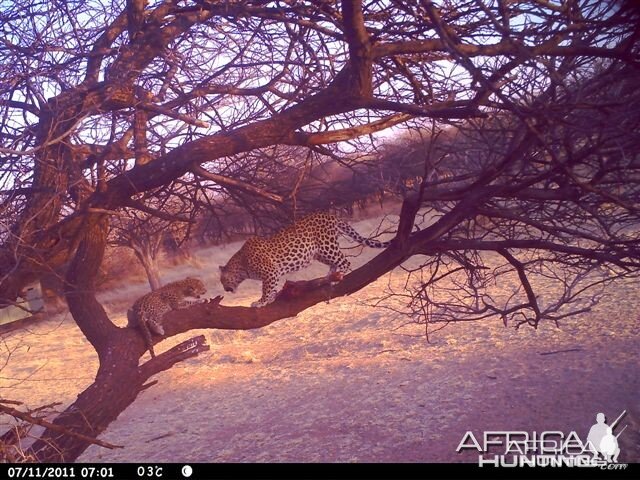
0,404,123,450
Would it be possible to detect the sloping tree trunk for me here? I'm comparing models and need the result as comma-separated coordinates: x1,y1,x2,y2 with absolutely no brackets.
139,254,162,291
130,236,162,291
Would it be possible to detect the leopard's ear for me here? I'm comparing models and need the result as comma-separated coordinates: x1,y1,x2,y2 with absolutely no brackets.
218,265,224,271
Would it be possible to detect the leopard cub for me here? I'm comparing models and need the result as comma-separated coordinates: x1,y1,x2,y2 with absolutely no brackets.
127,277,206,358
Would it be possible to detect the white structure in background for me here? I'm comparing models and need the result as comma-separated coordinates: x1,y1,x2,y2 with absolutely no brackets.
0,284,44,326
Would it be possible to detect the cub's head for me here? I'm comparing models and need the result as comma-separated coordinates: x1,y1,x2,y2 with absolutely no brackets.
219,258,247,294
179,277,207,298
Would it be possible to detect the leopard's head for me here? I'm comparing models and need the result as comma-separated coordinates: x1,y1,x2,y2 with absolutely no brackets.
219,256,248,294
180,277,207,298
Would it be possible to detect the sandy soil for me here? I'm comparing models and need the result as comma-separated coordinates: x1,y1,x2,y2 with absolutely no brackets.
1,217,638,463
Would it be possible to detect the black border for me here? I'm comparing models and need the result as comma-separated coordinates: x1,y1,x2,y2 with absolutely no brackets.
2,463,638,480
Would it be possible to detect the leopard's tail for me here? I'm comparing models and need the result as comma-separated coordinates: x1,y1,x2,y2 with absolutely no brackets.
140,320,156,358
128,308,156,358
336,220,390,248
126,308,135,328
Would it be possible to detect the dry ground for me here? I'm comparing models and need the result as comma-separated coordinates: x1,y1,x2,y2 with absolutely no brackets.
1,216,638,463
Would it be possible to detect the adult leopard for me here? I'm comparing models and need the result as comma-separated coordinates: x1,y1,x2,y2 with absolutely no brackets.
219,213,390,307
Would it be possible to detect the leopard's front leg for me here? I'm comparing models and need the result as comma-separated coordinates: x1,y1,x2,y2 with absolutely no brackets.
176,299,203,309
252,274,279,308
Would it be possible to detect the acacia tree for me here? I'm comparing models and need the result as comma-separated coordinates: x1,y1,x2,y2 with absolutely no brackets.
0,0,639,462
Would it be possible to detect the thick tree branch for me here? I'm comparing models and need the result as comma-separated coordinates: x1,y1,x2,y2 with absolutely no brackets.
83,11,128,83
342,0,373,97
365,98,485,118
285,114,413,145
191,165,284,204
139,335,210,380
373,38,639,62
